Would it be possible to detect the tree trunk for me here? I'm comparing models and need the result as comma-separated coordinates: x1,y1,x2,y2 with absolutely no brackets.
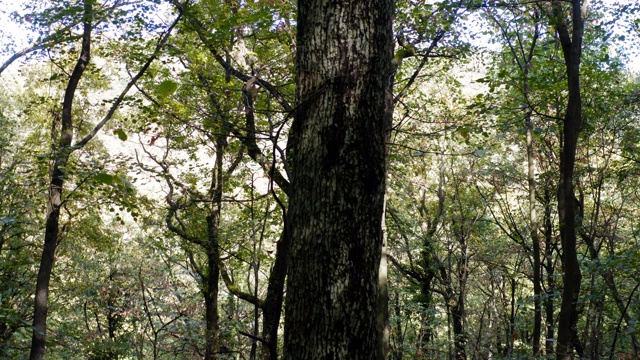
524,48,542,358
260,228,288,360
106,271,120,359
418,155,445,355
528,122,543,357
203,132,230,360
543,186,557,356
378,195,390,360
29,2,92,359
518,27,543,354
283,0,393,358
440,256,467,360
551,1,586,359
580,218,640,356
204,245,220,360
452,294,467,360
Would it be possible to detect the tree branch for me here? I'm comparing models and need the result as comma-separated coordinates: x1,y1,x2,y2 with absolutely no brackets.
71,11,183,150
219,260,265,309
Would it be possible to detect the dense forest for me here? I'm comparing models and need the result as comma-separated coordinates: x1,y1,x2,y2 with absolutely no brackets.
1,0,639,359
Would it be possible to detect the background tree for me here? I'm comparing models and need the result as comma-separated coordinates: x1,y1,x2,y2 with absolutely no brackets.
0,1,182,358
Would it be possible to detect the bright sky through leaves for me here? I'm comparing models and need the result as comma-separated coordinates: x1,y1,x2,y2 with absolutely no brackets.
1,0,639,72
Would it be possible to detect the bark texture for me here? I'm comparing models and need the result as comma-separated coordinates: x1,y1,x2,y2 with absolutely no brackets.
283,0,393,358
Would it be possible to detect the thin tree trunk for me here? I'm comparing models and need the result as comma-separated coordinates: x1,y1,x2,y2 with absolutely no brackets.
29,2,93,358
440,259,467,360
283,0,393,358
378,195,390,360
452,294,467,360
249,189,262,360
551,1,587,358
203,131,231,360
524,52,542,358
377,43,397,360
28,6,179,358
259,228,288,360
106,271,119,359
523,29,542,357
204,246,220,360
581,232,640,356
525,103,543,357
527,121,543,357
418,155,445,355
543,186,557,356
392,292,405,360
508,277,516,357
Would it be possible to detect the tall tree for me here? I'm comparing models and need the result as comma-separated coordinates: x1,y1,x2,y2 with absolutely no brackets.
283,0,393,358
19,1,182,357
29,3,94,357
484,5,544,355
547,0,588,358
166,1,296,356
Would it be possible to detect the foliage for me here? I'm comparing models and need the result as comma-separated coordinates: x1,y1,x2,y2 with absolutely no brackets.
0,0,639,358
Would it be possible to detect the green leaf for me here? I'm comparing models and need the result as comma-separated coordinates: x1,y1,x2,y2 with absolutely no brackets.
114,128,128,141
157,79,178,97
116,176,135,192
458,126,470,141
93,173,115,185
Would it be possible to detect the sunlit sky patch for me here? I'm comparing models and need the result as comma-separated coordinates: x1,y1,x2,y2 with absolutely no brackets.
1,0,638,72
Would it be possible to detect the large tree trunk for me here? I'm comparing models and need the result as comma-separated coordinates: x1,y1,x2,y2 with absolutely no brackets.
283,0,393,358
551,1,586,359
29,2,92,359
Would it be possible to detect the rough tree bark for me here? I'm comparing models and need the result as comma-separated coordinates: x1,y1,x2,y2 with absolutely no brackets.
283,0,393,358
